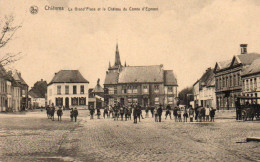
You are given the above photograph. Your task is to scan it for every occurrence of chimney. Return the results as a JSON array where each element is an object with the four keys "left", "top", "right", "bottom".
[{"left": 240, "top": 44, "right": 247, "bottom": 54}]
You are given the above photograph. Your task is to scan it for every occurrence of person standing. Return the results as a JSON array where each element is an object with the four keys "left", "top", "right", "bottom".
[
  {"left": 90, "top": 106, "right": 95, "bottom": 120},
  {"left": 128, "top": 105, "right": 132, "bottom": 120},
  {"left": 150, "top": 106, "right": 155, "bottom": 118},
  {"left": 189, "top": 107, "right": 194, "bottom": 122},
  {"left": 137, "top": 104, "right": 142, "bottom": 122},
  {"left": 124, "top": 106, "right": 129, "bottom": 121},
  {"left": 51, "top": 106, "right": 55, "bottom": 121},
  {"left": 173, "top": 107, "right": 178, "bottom": 122},
  {"left": 177, "top": 107, "right": 182, "bottom": 122},
  {"left": 183, "top": 107, "right": 188, "bottom": 122},
  {"left": 133, "top": 106, "right": 138, "bottom": 124},
  {"left": 57, "top": 107, "right": 63, "bottom": 121},
  {"left": 165, "top": 104, "right": 172, "bottom": 120},
  {"left": 103, "top": 106, "right": 108, "bottom": 119},
  {"left": 120, "top": 106, "right": 124, "bottom": 121},
  {"left": 73, "top": 108, "right": 78, "bottom": 122},
  {"left": 157, "top": 104, "right": 163, "bottom": 122},
  {"left": 108, "top": 105, "right": 113, "bottom": 118},
  {"left": 210, "top": 108, "right": 215, "bottom": 122},
  {"left": 154, "top": 106, "right": 158, "bottom": 122},
  {"left": 97, "top": 107, "right": 101, "bottom": 119},
  {"left": 70, "top": 108, "right": 74, "bottom": 121},
  {"left": 145, "top": 105, "right": 149, "bottom": 118},
  {"left": 205, "top": 105, "right": 210, "bottom": 122}
]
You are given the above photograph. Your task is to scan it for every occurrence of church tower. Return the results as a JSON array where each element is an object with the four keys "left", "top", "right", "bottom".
[{"left": 108, "top": 43, "right": 123, "bottom": 72}]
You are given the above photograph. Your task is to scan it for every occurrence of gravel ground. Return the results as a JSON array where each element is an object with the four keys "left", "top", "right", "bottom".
[{"left": 0, "top": 110, "right": 259, "bottom": 162}]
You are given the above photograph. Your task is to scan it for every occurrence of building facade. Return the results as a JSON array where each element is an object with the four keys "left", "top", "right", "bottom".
[
  {"left": 29, "top": 79, "right": 47, "bottom": 108},
  {"left": 88, "top": 79, "right": 104, "bottom": 109},
  {"left": 104, "top": 44, "right": 178, "bottom": 108},
  {"left": 214, "top": 44, "right": 260, "bottom": 110},
  {"left": 193, "top": 68, "right": 216, "bottom": 108},
  {"left": 241, "top": 58, "right": 260, "bottom": 103},
  {"left": 47, "top": 70, "right": 89, "bottom": 109}
]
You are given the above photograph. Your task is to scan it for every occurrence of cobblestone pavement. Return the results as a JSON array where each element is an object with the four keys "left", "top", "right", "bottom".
[{"left": 0, "top": 110, "right": 259, "bottom": 162}]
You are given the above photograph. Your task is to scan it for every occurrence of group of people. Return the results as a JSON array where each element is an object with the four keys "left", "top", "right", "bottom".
[
  {"left": 45, "top": 103, "right": 216, "bottom": 124},
  {"left": 46, "top": 104, "right": 78, "bottom": 122}
]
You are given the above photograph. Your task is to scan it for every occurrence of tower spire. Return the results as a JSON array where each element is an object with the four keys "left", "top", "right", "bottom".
[
  {"left": 114, "top": 43, "right": 121, "bottom": 66},
  {"left": 124, "top": 61, "right": 127, "bottom": 67}
]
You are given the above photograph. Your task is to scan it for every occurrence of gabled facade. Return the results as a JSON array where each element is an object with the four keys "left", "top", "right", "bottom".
[
  {"left": 104, "top": 44, "right": 178, "bottom": 108},
  {"left": 47, "top": 70, "right": 89, "bottom": 109},
  {"left": 214, "top": 44, "right": 260, "bottom": 110},
  {"left": 193, "top": 68, "right": 216, "bottom": 108}
]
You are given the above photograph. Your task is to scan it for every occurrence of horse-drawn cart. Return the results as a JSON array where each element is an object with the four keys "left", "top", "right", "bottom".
[{"left": 236, "top": 96, "right": 260, "bottom": 121}]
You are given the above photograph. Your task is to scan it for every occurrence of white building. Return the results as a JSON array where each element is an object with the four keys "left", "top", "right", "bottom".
[
  {"left": 47, "top": 70, "right": 89, "bottom": 109},
  {"left": 193, "top": 68, "right": 216, "bottom": 108}
]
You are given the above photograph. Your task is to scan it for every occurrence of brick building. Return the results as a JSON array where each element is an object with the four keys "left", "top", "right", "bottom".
[
  {"left": 214, "top": 44, "right": 260, "bottom": 110},
  {"left": 104, "top": 44, "right": 178, "bottom": 108}
]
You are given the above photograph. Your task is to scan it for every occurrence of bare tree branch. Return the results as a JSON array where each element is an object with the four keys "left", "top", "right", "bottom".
[{"left": 0, "top": 15, "right": 22, "bottom": 67}]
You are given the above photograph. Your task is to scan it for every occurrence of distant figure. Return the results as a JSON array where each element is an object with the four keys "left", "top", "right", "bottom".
[
  {"left": 90, "top": 106, "right": 95, "bottom": 120},
  {"left": 108, "top": 105, "right": 113, "bottom": 118},
  {"left": 120, "top": 106, "right": 124, "bottom": 121},
  {"left": 137, "top": 104, "right": 144, "bottom": 122},
  {"left": 173, "top": 107, "right": 178, "bottom": 122},
  {"left": 210, "top": 108, "right": 215, "bottom": 122},
  {"left": 150, "top": 106, "right": 155, "bottom": 118},
  {"left": 51, "top": 106, "right": 55, "bottom": 121},
  {"left": 183, "top": 107, "right": 188, "bottom": 122},
  {"left": 46, "top": 106, "right": 50, "bottom": 119},
  {"left": 73, "top": 107, "right": 78, "bottom": 122},
  {"left": 103, "top": 106, "right": 109, "bottom": 119},
  {"left": 189, "top": 107, "right": 194, "bottom": 122},
  {"left": 97, "top": 107, "right": 101, "bottom": 119},
  {"left": 177, "top": 107, "right": 182, "bottom": 122},
  {"left": 157, "top": 104, "right": 163, "bottom": 122},
  {"left": 128, "top": 105, "right": 132, "bottom": 120},
  {"left": 133, "top": 106, "right": 138, "bottom": 124},
  {"left": 145, "top": 105, "right": 149, "bottom": 118},
  {"left": 70, "top": 108, "right": 74, "bottom": 121},
  {"left": 124, "top": 107, "right": 129, "bottom": 121},
  {"left": 205, "top": 105, "right": 210, "bottom": 122},
  {"left": 165, "top": 104, "right": 172, "bottom": 120},
  {"left": 154, "top": 107, "right": 158, "bottom": 122},
  {"left": 57, "top": 107, "right": 63, "bottom": 121}
]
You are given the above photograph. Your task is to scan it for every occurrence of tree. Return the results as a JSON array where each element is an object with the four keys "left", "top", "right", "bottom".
[
  {"left": 0, "top": 15, "right": 22, "bottom": 67},
  {"left": 178, "top": 86, "right": 194, "bottom": 106}
]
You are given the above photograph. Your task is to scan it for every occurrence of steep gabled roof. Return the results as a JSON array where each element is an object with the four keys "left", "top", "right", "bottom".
[
  {"left": 164, "top": 70, "right": 178, "bottom": 86},
  {"left": 236, "top": 53, "right": 260, "bottom": 65},
  {"left": 49, "top": 70, "right": 89, "bottom": 85},
  {"left": 198, "top": 68, "right": 215, "bottom": 87},
  {"left": 13, "top": 71, "right": 28, "bottom": 86},
  {"left": 118, "top": 65, "right": 164, "bottom": 83}
]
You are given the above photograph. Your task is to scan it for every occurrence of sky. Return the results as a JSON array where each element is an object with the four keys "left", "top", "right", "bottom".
[{"left": 1, "top": 0, "right": 260, "bottom": 90}]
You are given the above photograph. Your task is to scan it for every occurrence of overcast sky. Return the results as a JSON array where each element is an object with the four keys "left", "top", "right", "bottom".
[{"left": 1, "top": 0, "right": 260, "bottom": 90}]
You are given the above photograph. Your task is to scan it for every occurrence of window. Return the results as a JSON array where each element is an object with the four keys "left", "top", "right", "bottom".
[
  {"left": 56, "top": 97, "right": 63, "bottom": 106},
  {"left": 168, "top": 97, "right": 173, "bottom": 104},
  {"left": 254, "top": 78, "right": 257, "bottom": 90},
  {"left": 216, "top": 79, "right": 218, "bottom": 89},
  {"left": 233, "top": 75, "right": 236, "bottom": 86},
  {"left": 133, "top": 98, "right": 138, "bottom": 103},
  {"left": 71, "top": 97, "right": 78, "bottom": 106},
  {"left": 80, "top": 85, "right": 84, "bottom": 94},
  {"left": 250, "top": 79, "right": 253, "bottom": 91},
  {"left": 246, "top": 80, "right": 249, "bottom": 91},
  {"left": 73, "top": 86, "right": 77, "bottom": 94},
  {"left": 127, "top": 86, "right": 132, "bottom": 94},
  {"left": 230, "top": 76, "right": 232, "bottom": 87},
  {"left": 154, "top": 97, "right": 159, "bottom": 105},
  {"left": 128, "top": 98, "right": 132, "bottom": 104},
  {"left": 65, "top": 86, "right": 69, "bottom": 94},
  {"left": 109, "top": 98, "right": 114, "bottom": 106},
  {"left": 154, "top": 85, "right": 159, "bottom": 93},
  {"left": 79, "top": 97, "right": 86, "bottom": 105},
  {"left": 168, "top": 86, "right": 173, "bottom": 93},
  {"left": 143, "top": 85, "right": 148, "bottom": 93},
  {"left": 57, "top": 85, "right": 61, "bottom": 95},
  {"left": 108, "top": 87, "right": 114, "bottom": 94},
  {"left": 133, "top": 86, "right": 138, "bottom": 93},
  {"left": 243, "top": 80, "right": 245, "bottom": 91}
]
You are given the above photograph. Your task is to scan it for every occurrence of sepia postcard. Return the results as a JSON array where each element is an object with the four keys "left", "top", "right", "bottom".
[{"left": 0, "top": 0, "right": 260, "bottom": 161}]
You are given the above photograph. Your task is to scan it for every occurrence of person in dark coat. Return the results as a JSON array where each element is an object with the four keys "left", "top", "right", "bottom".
[
  {"left": 210, "top": 108, "right": 215, "bottom": 122},
  {"left": 189, "top": 107, "right": 194, "bottom": 122},
  {"left": 73, "top": 108, "right": 78, "bottom": 122},
  {"left": 103, "top": 106, "right": 109, "bottom": 119},
  {"left": 90, "top": 106, "right": 95, "bottom": 119},
  {"left": 145, "top": 105, "right": 149, "bottom": 118},
  {"left": 133, "top": 106, "right": 138, "bottom": 124},
  {"left": 128, "top": 105, "right": 132, "bottom": 120},
  {"left": 150, "top": 106, "right": 155, "bottom": 117},
  {"left": 51, "top": 106, "right": 55, "bottom": 121},
  {"left": 165, "top": 104, "right": 172, "bottom": 120},
  {"left": 70, "top": 108, "right": 74, "bottom": 121},
  {"left": 157, "top": 104, "right": 163, "bottom": 122},
  {"left": 137, "top": 104, "right": 143, "bottom": 122},
  {"left": 97, "top": 107, "right": 101, "bottom": 119},
  {"left": 173, "top": 107, "right": 178, "bottom": 122},
  {"left": 124, "top": 106, "right": 129, "bottom": 121},
  {"left": 57, "top": 107, "right": 63, "bottom": 121},
  {"left": 120, "top": 106, "right": 124, "bottom": 121}
]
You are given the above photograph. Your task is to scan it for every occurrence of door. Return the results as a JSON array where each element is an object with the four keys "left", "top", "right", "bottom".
[
  {"left": 65, "top": 97, "right": 69, "bottom": 108},
  {"left": 120, "top": 98, "right": 124, "bottom": 105}
]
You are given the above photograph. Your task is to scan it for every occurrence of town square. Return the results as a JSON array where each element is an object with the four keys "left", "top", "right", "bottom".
[{"left": 1, "top": 0, "right": 260, "bottom": 161}]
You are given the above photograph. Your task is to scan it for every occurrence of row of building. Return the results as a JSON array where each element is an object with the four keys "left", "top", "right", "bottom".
[
  {"left": 0, "top": 65, "right": 28, "bottom": 112},
  {"left": 193, "top": 44, "right": 260, "bottom": 110}
]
